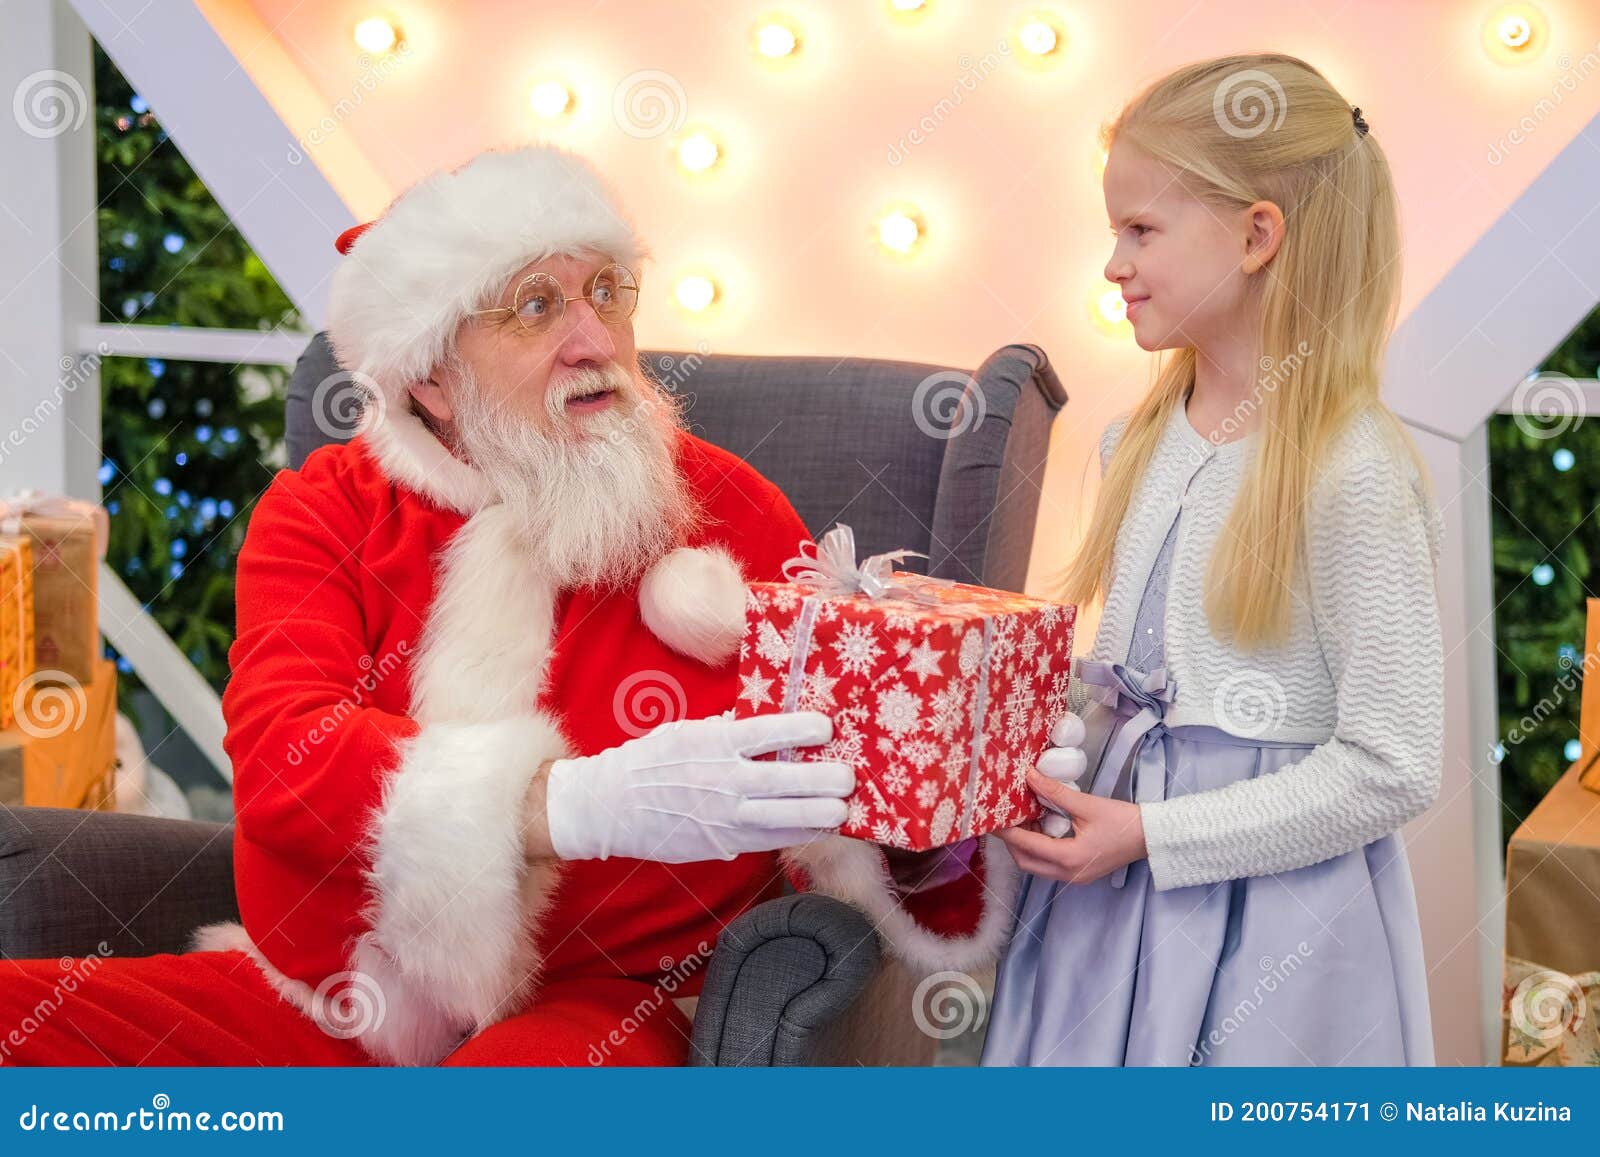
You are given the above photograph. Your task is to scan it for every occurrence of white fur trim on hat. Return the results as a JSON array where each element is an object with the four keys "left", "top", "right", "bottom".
[
  {"left": 328, "top": 145, "right": 646, "bottom": 513},
  {"left": 639, "top": 545, "right": 747, "bottom": 666}
]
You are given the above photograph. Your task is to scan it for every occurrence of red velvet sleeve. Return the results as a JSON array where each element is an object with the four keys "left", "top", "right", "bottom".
[{"left": 222, "top": 454, "right": 419, "bottom": 987}]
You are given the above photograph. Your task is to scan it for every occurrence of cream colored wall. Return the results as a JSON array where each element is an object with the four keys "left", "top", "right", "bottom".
[{"left": 210, "top": 0, "right": 1600, "bottom": 599}]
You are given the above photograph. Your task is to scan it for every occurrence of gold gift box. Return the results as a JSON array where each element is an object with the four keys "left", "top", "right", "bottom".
[
  {"left": 10, "top": 507, "right": 101, "bottom": 686},
  {"left": 0, "top": 657, "right": 116, "bottom": 809},
  {"left": 0, "top": 535, "right": 35, "bottom": 730}
]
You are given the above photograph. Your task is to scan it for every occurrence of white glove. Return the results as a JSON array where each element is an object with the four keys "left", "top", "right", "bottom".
[
  {"left": 544, "top": 711, "right": 854, "bottom": 863},
  {"left": 1036, "top": 711, "right": 1089, "bottom": 838}
]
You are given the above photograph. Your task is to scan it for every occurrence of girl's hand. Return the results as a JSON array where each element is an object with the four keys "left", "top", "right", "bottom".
[{"left": 998, "top": 767, "right": 1148, "bottom": 885}]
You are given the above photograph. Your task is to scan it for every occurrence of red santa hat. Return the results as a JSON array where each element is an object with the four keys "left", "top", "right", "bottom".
[{"left": 325, "top": 145, "right": 647, "bottom": 513}]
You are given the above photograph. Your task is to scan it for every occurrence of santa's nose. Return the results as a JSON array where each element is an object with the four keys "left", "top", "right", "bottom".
[{"left": 555, "top": 300, "right": 617, "bottom": 368}]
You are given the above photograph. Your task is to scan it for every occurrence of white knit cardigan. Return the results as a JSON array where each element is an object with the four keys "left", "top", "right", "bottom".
[{"left": 1068, "top": 398, "right": 1446, "bottom": 892}]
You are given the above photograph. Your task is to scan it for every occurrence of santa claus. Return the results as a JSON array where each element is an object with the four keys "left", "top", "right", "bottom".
[{"left": 0, "top": 144, "right": 1019, "bottom": 1067}]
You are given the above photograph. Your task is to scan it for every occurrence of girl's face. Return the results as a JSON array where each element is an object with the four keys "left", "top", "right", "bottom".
[{"left": 1101, "top": 140, "right": 1253, "bottom": 353}]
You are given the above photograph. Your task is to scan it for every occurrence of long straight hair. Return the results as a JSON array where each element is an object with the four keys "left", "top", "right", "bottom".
[{"left": 1061, "top": 53, "right": 1429, "bottom": 650}]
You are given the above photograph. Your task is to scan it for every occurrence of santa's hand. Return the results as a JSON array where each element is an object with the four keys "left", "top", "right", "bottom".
[
  {"left": 1035, "top": 711, "right": 1088, "bottom": 838},
  {"left": 544, "top": 712, "right": 854, "bottom": 863}
]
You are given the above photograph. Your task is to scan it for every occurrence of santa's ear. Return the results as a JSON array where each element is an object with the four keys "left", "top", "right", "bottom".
[{"left": 408, "top": 378, "right": 454, "bottom": 422}]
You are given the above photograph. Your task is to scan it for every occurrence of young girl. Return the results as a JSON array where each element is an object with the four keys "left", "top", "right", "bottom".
[{"left": 981, "top": 54, "right": 1444, "bottom": 1067}]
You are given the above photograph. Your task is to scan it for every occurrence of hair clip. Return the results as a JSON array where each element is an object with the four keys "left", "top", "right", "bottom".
[{"left": 1351, "top": 106, "right": 1370, "bottom": 138}]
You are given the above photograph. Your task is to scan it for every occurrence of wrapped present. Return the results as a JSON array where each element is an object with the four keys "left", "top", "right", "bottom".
[
  {"left": 0, "top": 492, "right": 108, "bottom": 686},
  {"left": 0, "top": 657, "right": 117, "bottom": 808},
  {"left": 734, "top": 525, "right": 1076, "bottom": 850},
  {"left": 0, "top": 535, "right": 34, "bottom": 729}
]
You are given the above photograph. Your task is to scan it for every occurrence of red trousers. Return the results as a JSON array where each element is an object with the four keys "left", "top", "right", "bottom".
[{"left": 0, "top": 950, "right": 692, "bottom": 1066}]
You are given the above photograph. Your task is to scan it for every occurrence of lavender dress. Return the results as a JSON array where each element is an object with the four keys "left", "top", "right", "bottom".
[{"left": 979, "top": 511, "right": 1434, "bottom": 1066}]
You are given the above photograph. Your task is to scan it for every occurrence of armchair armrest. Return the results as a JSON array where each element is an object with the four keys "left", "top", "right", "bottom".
[
  {"left": 689, "top": 892, "right": 879, "bottom": 1066},
  {"left": 0, "top": 808, "right": 237, "bottom": 960}
]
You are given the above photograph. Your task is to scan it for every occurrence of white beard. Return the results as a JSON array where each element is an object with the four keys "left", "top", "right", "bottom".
[{"left": 450, "top": 360, "right": 700, "bottom": 591}]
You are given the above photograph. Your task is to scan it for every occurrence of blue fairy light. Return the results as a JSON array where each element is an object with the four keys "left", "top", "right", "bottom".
[
  {"left": 1532, "top": 563, "right": 1555, "bottom": 586},
  {"left": 1489, "top": 743, "right": 1506, "bottom": 764},
  {"left": 108, "top": 257, "right": 126, "bottom": 272},
  {"left": 176, "top": 490, "right": 192, "bottom": 508},
  {"left": 97, "top": 460, "right": 115, "bottom": 485},
  {"left": 162, "top": 233, "right": 185, "bottom": 254},
  {"left": 199, "top": 498, "right": 218, "bottom": 520},
  {"left": 147, "top": 398, "right": 166, "bottom": 419},
  {"left": 1559, "top": 644, "right": 1579, "bottom": 665},
  {"left": 196, "top": 425, "right": 212, "bottom": 442},
  {"left": 220, "top": 426, "right": 240, "bottom": 444},
  {"left": 170, "top": 538, "right": 187, "bottom": 559},
  {"left": 195, "top": 397, "right": 213, "bottom": 417},
  {"left": 153, "top": 477, "right": 172, "bottom": 496},
  {"left": 120, "top": 231, "right": 137, "bottom": 248},
  {"left": 106, "top": 501, "right": 120, "bottom": 515},
  {"left": 121, "top": 298, "right": 138, "bottom": 318},
  {"left": 164, "top": 504, "right": 178, "bottom": 519},
  {"left": 130, "top": 94, "right": 147, "bottom": 114},
  {"left": 169, "top": 561, "right": 183, "bottom": 579},
  {"left": 1553, "top": 448, "right": 1575, "bottom": 471},
  {"left": 1564, "top": 738, "right": 1583, "bottom": 762},
  {"left": 218, "top": 499, "right": 235, "bottom": 518},
  {"left": 116, "top": 656, "right": 134, "bottom": 674},
  {"left": 146, "top": 359, "right": 165, "bottom": 378},
  {"left": 175, "top": 452, "right": 187, "bottom": 466}
]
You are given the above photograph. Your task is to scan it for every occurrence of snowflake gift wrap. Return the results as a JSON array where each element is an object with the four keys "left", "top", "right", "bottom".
[{"left": 733, "top": 528, "right": 1077, "bottom": 850}]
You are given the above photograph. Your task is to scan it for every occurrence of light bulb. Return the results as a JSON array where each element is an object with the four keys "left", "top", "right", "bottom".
[
  {"left": 755, "top": 20, "right": 800, "bottom": 58},
  {"left": 677, "top": 132, "right": 721, "bottom": 173},
  {"left": 353, "top": 17, "right": 399, "bottom": 55},
  {"left": 1498, "top": 15, "right": 1532, "bottom": 48},
  {"left": 675, "top": 276, "right": 719, "bottom": 312},
  {"left": 877, "top": 210, "right": 923, "bottom": 255},
  {"left": 1482, "top": 4, "right": 1546, "bottom": 62},
  {"left": 1018, "top": 20, "right": 1059, "bottom": 56},
  {"left": 1098, "top": 290, "right": 1127, "bottom": 325},
  {"left": 529, "top": 81, "right": 574, "bottom": 119}
]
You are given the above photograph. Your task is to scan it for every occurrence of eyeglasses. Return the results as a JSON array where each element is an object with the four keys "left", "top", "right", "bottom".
[{"left": 468, "top": 263, "right": 640, "bottom": 336}]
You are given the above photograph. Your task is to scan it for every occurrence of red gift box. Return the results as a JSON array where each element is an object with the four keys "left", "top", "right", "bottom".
[{"left": 734, "top": 527, "right": 1076, "bottom": 850}]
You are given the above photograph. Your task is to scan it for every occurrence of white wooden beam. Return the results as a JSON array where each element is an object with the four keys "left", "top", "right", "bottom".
[
  {"left": 1405, "top": 422, "right": 1498, "bottom": 1066},
  {"left": 98, "top": 564, "right": 229, "bottom": 780},
  {"left": 79, "top": 322, "right": 307, "bottom": 367},
  {"left": 1387, "top": 108, "right": 1600, "bottom": 443},
  {"left": 68, "top": 0, "right": 354, "bottom": 328},
  {"left": 0, "top": 0, "right": 101, "bottom": 501}
]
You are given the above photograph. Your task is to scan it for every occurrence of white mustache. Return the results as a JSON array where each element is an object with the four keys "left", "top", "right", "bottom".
[{"left": 546, "top": 363, "right": 634, "bottom": 416}]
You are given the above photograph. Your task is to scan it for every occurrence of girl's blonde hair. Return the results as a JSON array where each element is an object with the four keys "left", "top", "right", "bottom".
[{"left": 1061, "top": 53, "right": 1428, "bottom": 650}]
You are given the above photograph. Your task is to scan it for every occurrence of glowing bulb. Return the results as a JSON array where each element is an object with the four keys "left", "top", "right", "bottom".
[
  {"left": 353, "top": 17, "right": 399, "bottom": 55},
  {"left": 891, "top": 0, "right": 926, "bottom": 10},
  {"left": 529, "top": 81, "right": 574, "bottom": 119},
  {"left": 1018, "top": 20, "right": 1059, "bottom": 56},
  {"left": 1482, "top": 4, "right": 1546, "bottom": 62},
  {"left": 677, "top": 132, "right": 721, "bottom": 173},
  {"left": 755, "top": 20, "right": 799, "bottom": 58},
  {"left": 1097, "top": 290, "right": 1127, "bottom": 325},
  {"left": 877, "top": 209, "right": 923, "bottom": 255},
  {"left": 1498, "top": 15, "right": 1532, "bottom": 48},
  {"left": 675, "top": 276, "right": 719, "bottom": 312}
]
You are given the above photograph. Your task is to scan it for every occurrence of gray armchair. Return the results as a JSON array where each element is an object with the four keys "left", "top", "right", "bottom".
[{"left": 0, "top": 336, "right": 1065, "bottom": 1064}]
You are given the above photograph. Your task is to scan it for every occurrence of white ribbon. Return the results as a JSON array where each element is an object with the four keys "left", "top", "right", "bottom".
[{"left": 780, "top": 524, "right": 935, "bottom": 602}]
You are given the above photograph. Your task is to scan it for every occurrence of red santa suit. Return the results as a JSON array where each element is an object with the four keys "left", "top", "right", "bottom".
[{"left": 0, "top": 144, "right": 1015, "bottom": 1068}]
